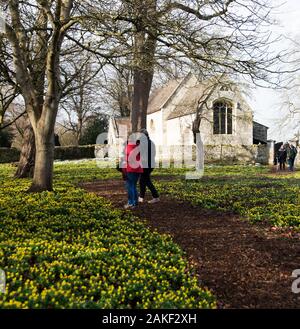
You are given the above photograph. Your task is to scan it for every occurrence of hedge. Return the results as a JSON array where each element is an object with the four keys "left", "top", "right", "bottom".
[
  {"left": 0, "top": 148, "right": 20, "bottom": 164},
  {"left": 0, "top": 145, "right": 103, "bottom": 164},
  {"left": 54, "top": 145, "right": 96, "bottom": 161}
]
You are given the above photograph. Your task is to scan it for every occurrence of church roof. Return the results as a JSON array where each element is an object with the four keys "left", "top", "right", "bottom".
[
  {"left": 167, "top": 83, "right": 208, "bottom": 120},
  {"left": 147, "top": 79, "right": 181, "bottom": 114}
]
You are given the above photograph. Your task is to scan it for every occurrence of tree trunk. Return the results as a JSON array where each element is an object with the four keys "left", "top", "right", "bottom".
[
  {"left": 130, "top": 0, "right": 157, "bottom": 133},
  {"left": 28, "top": 131, "right": 54, "bottom": 192},
  {"left": 15, "top": 123, "right": 35, "bottom": 178},
  {"left": 131, "top": 69, "right": 153, "bottom": 132}
]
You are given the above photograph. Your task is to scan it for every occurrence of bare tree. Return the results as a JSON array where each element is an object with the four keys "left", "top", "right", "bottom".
[
  {"left": 1, "top": 1, "right": 83, "bottom": 191},
  {"left": 91, "top": 0, "right": 292, "bottom": 134},
  {"left": 58, "top": 50, "right": 107, "bottom": 144},
  {"left": 100, "top": 67, "right": 133, "bottom": 118},
  {"left": 273, "top": 37, "right": 300, "bottom": 141},
  {"left": 277, "top": 79, "right": 300, "bottom": 141},
  {"left": 0, "top": 35, "right": 20, "bottom": 127}
]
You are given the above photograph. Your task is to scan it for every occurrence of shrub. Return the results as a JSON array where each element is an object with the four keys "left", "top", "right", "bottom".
[
  {"left": 79, "top": 116, "right": 108, "bottom": 146},
  {"left": 0, "top": 128, "right": 14, "bottom": 148},
  {"left": 0, "top": 148, "right": 20, "bottom": 164},
  {"left": 54, "top": 145, "right": 96, "bottom": 161}
]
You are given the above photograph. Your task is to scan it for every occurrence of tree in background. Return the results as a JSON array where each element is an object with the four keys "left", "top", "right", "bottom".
[
  {"left": 79, "top": 115, "right": 108, "bottom": 146},
  {"left": 278, "top": 80, "right": 300, "bottom": 141},
  {"left": 1, "top": 0, "right": 111, "bottom": 190},
  {"left": 101, "top": 67, "right": 133, "bottom": 118},
  {"left": 0, "top": 35, "right": 19, "bottom": 126},
  {"left": 58, "top": 51, "right": 107, "bottom": 145},
  {"left": 1, "top": 1, "right": 73, "bottom": 190},
  {"left": 91, "top": 0, "right": 291, "bottom": 133}
]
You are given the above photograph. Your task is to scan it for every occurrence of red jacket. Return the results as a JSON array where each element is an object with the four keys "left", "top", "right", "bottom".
[{"left": 124, "top": 143, "right": 143, "bottom": 173}]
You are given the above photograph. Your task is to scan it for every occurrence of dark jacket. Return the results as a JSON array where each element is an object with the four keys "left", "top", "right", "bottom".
[
  {"left": 277, "top": 149, "right": 287, "bottom": 162},
  {"left": 140, "top": 137, "right": 156, "bottom": 170},
  {"left": 287, "top": 146, "right": 298, "bottom": 160}
]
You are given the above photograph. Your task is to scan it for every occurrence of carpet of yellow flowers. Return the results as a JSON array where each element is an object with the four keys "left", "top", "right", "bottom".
[
  {"left": 157, "top": 165, "right": 300, "bottom": 228},
  {"left": 0, "top": 162, "right": 215, "bottom": 309}
]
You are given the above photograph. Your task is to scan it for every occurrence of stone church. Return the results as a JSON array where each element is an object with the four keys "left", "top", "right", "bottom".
[{"left": 108, "top": 73, "right": 268, "bottom": 150}]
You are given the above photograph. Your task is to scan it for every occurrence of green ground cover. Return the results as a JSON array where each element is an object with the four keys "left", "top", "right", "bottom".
[
  {"left": 157, "top": 165, "right": 300, "bottom": 228},
  {"left": 0, "top": 163, "right": 215, "bottom": 309},
  {"left": 1, "top": 160, "right": 298, "bottom": 309}
]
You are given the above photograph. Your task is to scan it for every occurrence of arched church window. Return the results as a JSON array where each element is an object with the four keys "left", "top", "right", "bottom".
[{"left": 213, "top": 101, "right": 233, "bottom": 135}]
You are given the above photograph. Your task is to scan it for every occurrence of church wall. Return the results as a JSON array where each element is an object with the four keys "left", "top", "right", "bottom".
[
  {"left": 166, "top": 115, "right": 195, "bottom": 145},
  {"left": 147, "top": 111, "right": 163, "bottom": 145},
  {"left": 165, "top": 107, "right": 253, "bottom": 147},
  {"left": 158, "top": 81, "right": 254, "bottom": 147}
]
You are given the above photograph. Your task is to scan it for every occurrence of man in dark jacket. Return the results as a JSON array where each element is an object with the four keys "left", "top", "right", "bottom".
[
  {"left": 287, "top": 143, "right": 298, "bottom": 172},
  {"left": 277, "top": 144, "right": 287, "bottom": 171},
  {"left": 139, "top": 129, "right": 160, "bottom": 204}
]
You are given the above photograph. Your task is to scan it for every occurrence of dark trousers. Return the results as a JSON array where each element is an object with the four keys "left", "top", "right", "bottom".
[
  {"left": 140, "top": 169, "right": 159, "bottom": 199},
  {"left": 279, "top": 161, "right": 286, "bottom": 170}
]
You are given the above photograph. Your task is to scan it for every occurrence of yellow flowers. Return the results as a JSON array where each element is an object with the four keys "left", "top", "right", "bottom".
[
  {"left": 0, "top": 163, "right": 216, "bottom": 309},
  {"left": 158, "top": 165, "right": 300, "bottom": 229}
]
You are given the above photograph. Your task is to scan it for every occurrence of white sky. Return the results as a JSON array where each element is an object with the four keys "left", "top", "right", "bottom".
[{"left": 250, "top": 0, "right": 300, "bottom": 141}]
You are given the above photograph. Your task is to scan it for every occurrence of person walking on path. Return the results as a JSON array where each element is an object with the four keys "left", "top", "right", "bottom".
[
  {"left": 119, "top": 135, "right": 143, "bottom": 209},
  {"left": 287, "top": 143, "right": 298, "bottom": 172},
  {"left": 277, "top": 144, "right": 287, "bottom": 171},
  {"left": 139, "top": 129, "right": 160, "bottom": 204}
]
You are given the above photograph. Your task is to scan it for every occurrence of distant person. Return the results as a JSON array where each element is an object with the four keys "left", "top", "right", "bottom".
[
  {"left": 139, "top": 129, "right": 160, "bottom": 204},
  {"left": 287, "top": 143, "right": 298, "bottom": 172},
  {"left": 119, "top": 135, "right": 143, "bottom": 209},
  {"left": 277, "top": 144, "right": 287, "bottom": 171},
  {"left": 54, "top": 133, "right": 61, "bottom": 147}
]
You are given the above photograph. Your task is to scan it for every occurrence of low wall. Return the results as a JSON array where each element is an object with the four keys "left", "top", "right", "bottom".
[
  {"left": 202, "top": 144, "right": 268, "bottom": 164},
  {"left": 0, "top": 145, "right": 100, "bottom": 164},
  {"left": 103, "top": 144, "right": 271, "bottom": 165}
]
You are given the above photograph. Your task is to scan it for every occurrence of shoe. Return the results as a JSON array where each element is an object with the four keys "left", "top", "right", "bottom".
[
  {"left": 138, "top": 197, "right": 144, "bottom": 203},
  {"left": 124, "top": 204, "right": 136, "bottom": 210},
  {"left": 148, "top": 198, "right": 160, "bottom": 204}
]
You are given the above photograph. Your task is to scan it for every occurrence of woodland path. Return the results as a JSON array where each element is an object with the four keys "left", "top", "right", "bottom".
[{"left": 81, "top": 178, "right": 300, "bottom": 309}]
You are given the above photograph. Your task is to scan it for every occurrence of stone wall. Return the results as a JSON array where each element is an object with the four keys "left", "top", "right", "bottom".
[
  {"left": 202, "top": 144, "right": 269, "bottom": 164},
  {"left": 104, "top": 143, "right": 271, "bottom": 166}
]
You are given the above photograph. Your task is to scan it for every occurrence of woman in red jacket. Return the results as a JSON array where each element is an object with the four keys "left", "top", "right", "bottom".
[{"left": 121, "top": 138, "right": 143, "bottom": 209}]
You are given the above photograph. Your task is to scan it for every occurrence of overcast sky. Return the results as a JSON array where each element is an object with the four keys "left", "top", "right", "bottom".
[{"left": 250, "top": 0, "right": 300, "bottom": 141}]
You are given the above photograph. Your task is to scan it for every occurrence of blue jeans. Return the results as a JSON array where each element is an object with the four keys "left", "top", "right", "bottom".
[{"left": 126, "top": 173, "right": 140, "bottom": 206}]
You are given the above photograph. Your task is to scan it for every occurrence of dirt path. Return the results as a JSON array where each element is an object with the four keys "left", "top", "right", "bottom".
[{"left": 81, "top": 179, "right": 300, "bottom": 309}]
